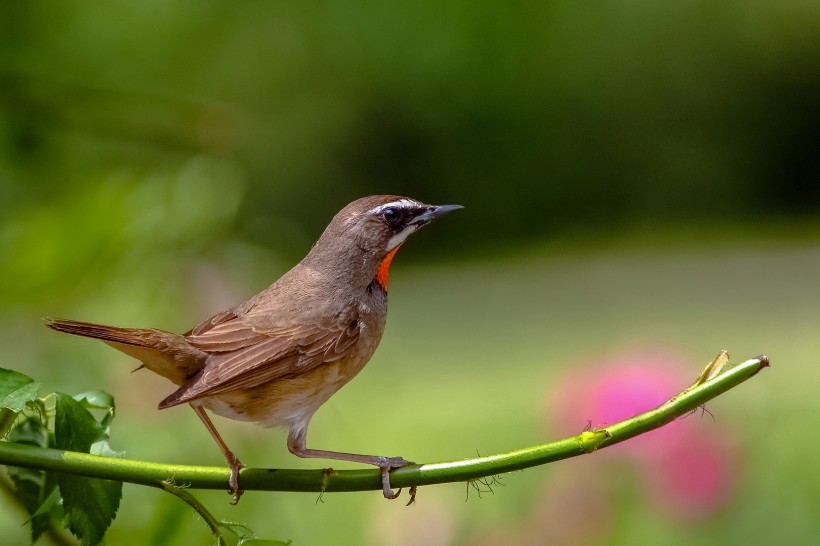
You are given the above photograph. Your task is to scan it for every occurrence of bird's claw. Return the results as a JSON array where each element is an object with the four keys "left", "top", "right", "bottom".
[
  {"left": 381, "top": 469, "right": 401, "bottom": 500},
  {"left": 406, "top": 485, "right": 418, "bottom": 506},
  {"left": 227, "top": 457, "right": 246, "bottom": 505},
  {"left": 378, "top": 456, "right": 415, "bottom": 501}
]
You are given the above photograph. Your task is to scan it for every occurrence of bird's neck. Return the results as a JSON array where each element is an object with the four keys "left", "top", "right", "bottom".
[
  {"left": 301, "top": 234, "right": 386, "bottom": 294},
  {"left": 373, "top": 245, "right": 400, "bottom": 291}
]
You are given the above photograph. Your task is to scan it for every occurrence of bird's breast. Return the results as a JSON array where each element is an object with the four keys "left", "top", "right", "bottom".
[
  {"left": 203, "top": 293, "right": 388, "bottom": 432},
  {"left": 204, "top": 349, "right": 378, "bottom": 431}
]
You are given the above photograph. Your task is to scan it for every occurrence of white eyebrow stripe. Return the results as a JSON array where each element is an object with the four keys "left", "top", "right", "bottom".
[{"left": 366, "top": 199, "right": 418, "bottom": 215}]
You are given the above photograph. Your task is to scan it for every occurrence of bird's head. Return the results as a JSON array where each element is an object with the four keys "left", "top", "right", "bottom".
[{"left": 303, "top": 195, "right": 462, "bottom": 291}]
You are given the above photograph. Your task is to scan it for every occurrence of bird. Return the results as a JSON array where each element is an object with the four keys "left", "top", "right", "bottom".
[{"left": 46, "top": 195, "right": 461, "bottom": 504}]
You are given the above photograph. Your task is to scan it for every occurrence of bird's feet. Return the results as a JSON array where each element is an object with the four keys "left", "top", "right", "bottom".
[
  {"left": 227, "top": 455, "right": 246, "bottom": 505},
  {"left": 375, "top": 456, "right": 414, "bottom": 501}
]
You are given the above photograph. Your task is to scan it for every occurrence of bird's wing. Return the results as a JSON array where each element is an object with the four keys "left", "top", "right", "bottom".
[
  {"left": 186, "top": 314, "right": 270, "bottom": 352},
  {"left": 158, "top": 313, "right": 360, "bottom": 408},
  {"left": 185, "top": 308, "right": 241, "bottom": 338}
]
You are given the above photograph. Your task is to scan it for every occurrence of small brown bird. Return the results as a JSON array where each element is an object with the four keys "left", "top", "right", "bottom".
[{"left": 47, "top": 195, "right": 461, "bottom": 503}]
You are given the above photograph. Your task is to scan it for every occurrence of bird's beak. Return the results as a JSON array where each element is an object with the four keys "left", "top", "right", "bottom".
[{"left": 411, "top": 204, "right": 464, "bottom": 225}]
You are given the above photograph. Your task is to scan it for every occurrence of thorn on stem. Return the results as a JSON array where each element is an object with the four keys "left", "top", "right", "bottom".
[{"left": 698, "top": 404, "right": 716, "bottom": 422}]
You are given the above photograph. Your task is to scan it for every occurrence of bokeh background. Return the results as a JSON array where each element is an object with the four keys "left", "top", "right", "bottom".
[{"left": 2, "top": 1, "right": 820, "bottom": 544}]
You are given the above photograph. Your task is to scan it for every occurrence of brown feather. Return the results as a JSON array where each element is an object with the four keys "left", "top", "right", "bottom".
[
  {"left": 45, "top": 318, "right": 207, "bottom": 385},
  {"left": 158, "top": 314, "right": 361, "bottom": 408},
  {"left": 185, "top": 309, "right": 240, "bottom": 336},
  {"left": 186, "top": 320, "right": 270, "bottom": 353}
]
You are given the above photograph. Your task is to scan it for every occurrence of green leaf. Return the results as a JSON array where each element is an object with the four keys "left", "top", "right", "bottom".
[
  {"left": 55, "top": 393, "right": 122, "bottom": 546},
  {"left": 7, "top": 413, "right": 48, "bottom": 446},
  {"left": 91, "top": 436, "right": 125, "bottom": 459},
  {"left": 9, "top": 464, "right": 46, "bottom": 514},
  {"left": 0, "top": 408, "right": 16, "bottom": 438},
  {"left": 29, "top": 482, "right": 62, "bottom": 543},
  {"left": 75, "top": 389, "right": 116, "bottom": 431},
  {"left": 0, "top": 367, "right": 41, "bottom": 412},
  {"left": 0, "top": 368, "right": 41, "bottom": 437},
  {"left": 74, "top": 390, "right": 115, "bottom": 411},
  {"left": 7, "top": 416, "right": 60, "bottom": 543},
  {"left": 55, "top": 393, "right": 104, "bottom": 451}
]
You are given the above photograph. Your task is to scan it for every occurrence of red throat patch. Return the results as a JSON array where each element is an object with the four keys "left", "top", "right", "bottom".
[{"left": 375, "top": 245, "right": 401, "bottom": 290}]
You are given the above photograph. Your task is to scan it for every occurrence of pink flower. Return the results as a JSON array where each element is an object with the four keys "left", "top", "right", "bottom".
[{"left": 546, "top": 348, "right": 737, "bottom": 521}]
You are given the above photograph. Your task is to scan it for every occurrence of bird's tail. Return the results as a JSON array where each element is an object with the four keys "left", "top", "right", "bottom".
[
  {"left": 45, "top": 318, "right": 205, "bottom": 386},
  {"left": 46, "top": 318, "right": 154, "bottom": 346}
]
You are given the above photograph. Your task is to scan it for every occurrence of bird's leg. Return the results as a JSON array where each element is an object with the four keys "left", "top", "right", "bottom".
[
  {"left": 287, "top": 428, "right": 413, "bottom": 500},
  {"left": 191, "top": 404, "right": 245, "bottom": 504}
]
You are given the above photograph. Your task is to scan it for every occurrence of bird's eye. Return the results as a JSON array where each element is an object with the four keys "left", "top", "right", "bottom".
[{"left": 382, "top": 207, "right": 402, "bottom": 227}]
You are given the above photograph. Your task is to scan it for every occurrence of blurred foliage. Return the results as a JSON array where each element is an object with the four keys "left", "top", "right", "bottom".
[
  {"left": 1, "top": 1, "right": 819, "bottom": 545},
  {"left": 2, "top": 0, "right": 819, "bottom": 255}
]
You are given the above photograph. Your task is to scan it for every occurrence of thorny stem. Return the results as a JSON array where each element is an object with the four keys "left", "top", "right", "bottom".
[
  {"left": 158, "top": 481, "right": 227, "bottom": 546},
  {"left": 0, "top": 354, "right": 768, "bottom": 496}
]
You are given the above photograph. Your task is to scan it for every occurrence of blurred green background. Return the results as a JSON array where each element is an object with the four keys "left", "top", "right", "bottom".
[{"left": 2, "top": 1, "right": 819, "bottom": 544}]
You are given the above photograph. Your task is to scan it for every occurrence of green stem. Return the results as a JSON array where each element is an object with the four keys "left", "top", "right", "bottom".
[
  {"left": 158, "top": 481, "right": 226, "bottom": 546},
  {"left": 0, "top": 354, "right": 768, "bottom": 495}
]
